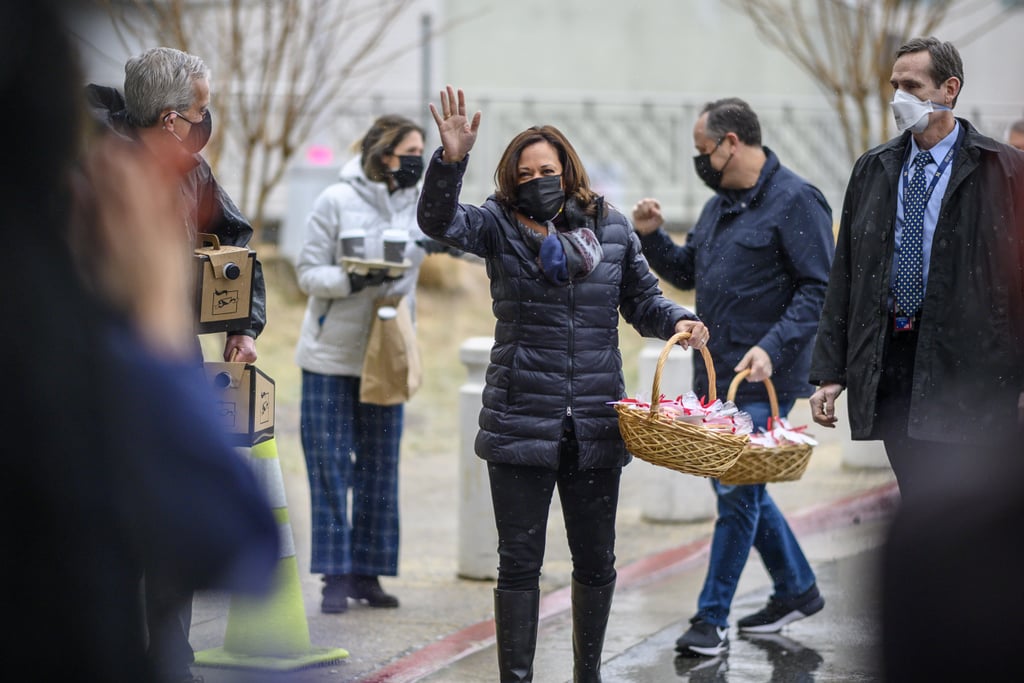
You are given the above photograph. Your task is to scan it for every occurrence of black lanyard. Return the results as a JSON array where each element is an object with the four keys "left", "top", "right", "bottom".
[{"left": 901, "top": 124, "right": 963, "bottom": 208}]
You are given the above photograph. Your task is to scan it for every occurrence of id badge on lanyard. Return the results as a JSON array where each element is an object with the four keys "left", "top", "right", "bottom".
[{"left": 893, "top": 309, "right": 914, "bottom": 333}]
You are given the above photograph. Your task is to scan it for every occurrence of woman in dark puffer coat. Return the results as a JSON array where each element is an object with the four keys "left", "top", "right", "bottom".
[{"left": 418, "top": 86, "right": 709, "bottom": 683}]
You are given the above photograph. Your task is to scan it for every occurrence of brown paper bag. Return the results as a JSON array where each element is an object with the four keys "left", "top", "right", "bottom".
[{"left": 360, "top": 295, "right": 422, "bottom": 406}]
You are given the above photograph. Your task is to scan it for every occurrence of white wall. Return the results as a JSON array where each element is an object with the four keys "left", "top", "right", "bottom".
[
  {"left": 440, "top": 0, "right": 826, "bottom": 105},
  {"left": 440, "top": 0, "right": 1024, "bottom": 112}
]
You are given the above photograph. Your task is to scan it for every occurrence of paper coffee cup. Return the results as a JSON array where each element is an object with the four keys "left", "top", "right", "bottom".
[
  {"left": 382, "top": 228, "right": 408, "bottom": 263},
  {"left": 340, "top": 229, "right": 367, "bottom": 259}
]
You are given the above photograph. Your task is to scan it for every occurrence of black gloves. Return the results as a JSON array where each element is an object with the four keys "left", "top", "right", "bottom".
[{"left": 349, "top": 269, "right": 401, "bottom": 293}]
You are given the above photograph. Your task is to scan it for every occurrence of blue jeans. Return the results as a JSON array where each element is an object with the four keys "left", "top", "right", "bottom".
[{"left": 695, "top": 399, "right": 816, "bottom": 627}]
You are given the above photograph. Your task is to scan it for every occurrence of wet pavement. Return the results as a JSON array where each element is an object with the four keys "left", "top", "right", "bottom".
[
  {"left": 189, "top": 396, "right": 899, "bottom": 682},
  {"left": 410, "top": 509, "right": 889, "bottom": 682}
]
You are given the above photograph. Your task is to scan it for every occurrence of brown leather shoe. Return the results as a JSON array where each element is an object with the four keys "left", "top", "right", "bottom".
[
  {"left": 349, "top": 575, "right": 399, "bottom": 608},
  {"left": 321, "top": 574, "right": 349, "bottom": 613}
]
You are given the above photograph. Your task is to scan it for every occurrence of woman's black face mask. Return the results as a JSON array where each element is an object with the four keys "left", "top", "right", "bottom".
[
  {"left": 515, "top": 175, "right": 564, "bottom": 222},
  {"left": 390, "top": 155, "right": 424, "bottom": 189}
]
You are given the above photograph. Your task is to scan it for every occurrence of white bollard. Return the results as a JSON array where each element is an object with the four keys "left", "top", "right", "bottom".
[
  {"left": 628, "top": 338, "right": 717, "bottom": 523},
  {"left": 456, "top": 337, "right": 498, "bottom": 580}
]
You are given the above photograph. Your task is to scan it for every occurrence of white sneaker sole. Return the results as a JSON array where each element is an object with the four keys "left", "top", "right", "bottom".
[
  {"left": 739, "top": 596, "right": 825, "bottom": 633},
  {"left": 738, "top": 608, "right": 805, "bottom": 633},
  {"left": 686, "top": 641, "right": 729, "bottom": 656}
]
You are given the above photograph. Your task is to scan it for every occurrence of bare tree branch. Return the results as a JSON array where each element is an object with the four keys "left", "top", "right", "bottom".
[
  {"left": 97, "top": 0, "right": 423, "bottom": 240},
  {"left": 722, "top": 0, "right": 1015, "bottom": 161}
]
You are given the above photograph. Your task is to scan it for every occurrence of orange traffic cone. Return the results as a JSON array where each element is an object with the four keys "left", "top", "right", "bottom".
[{"left": 193, "top": 436, "right": 348, "bottom": 671}]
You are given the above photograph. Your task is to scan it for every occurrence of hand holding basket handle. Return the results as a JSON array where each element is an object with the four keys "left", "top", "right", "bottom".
[
  {"left": 726, "top": 368, "right": 778, "bottom": 416},
  {"left": 717, "top": 369, "right": 814, "bottom": 486},
  {"left": 648, "top": 331, "right": 716, "bottom": 418},
  {"left": 615, "top": 332, "right": 747, "bottom": 478},
  {"left": 672, "top": 321, "right": 709, "bottom": 352}
]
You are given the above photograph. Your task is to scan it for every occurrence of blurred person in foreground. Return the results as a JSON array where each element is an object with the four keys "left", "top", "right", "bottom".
[
  {"left": 294, "top": 114, "right": 432, "bottom": 613},
  {"left": 1008, "top": 118, "right": 1024, "bottom": 151},
  {"left": 632, "top": 98, "right": 834, "bottom": 658},
  {"left": 0, "top": 2, "right": 278, "bottom": 682},
  {"left": 418, "top": 85, "right": 708, "bottom": 683},
  {"left": 83, "top": 46, "right": 269, "bottom": 682},
  {"left": 807, "top": 37, "right": 1024, "bottom": 504},
  {"left": 881, "top": 413, "right": 1024, "bottom": 679}
]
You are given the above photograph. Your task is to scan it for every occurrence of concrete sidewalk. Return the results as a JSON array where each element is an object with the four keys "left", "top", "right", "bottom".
[
  {"left": 189, "top": 393, "right": 897, "bottom": 683},
  {"left": 410, "top": 485, "right": 896, "bottom": 682}
]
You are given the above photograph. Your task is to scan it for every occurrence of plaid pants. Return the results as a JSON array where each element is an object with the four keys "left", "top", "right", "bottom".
[{"left": 300, "top": 371, "right": 402, "bottom": 576}]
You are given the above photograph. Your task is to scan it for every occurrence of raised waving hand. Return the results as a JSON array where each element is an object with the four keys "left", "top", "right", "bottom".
[{"left": 428, "top": 85, "right": 481, "bottom": 163}]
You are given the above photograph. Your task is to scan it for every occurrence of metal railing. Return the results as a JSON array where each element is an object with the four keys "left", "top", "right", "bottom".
[{"left": 272, "top": 93, "right": 1023, "bottom": 240}]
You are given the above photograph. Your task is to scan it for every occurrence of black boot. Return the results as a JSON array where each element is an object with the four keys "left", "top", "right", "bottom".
[
  {"left": 320, "top": 574, "right": 349, "bottom": 614},
  {"left": 572, "top": 576, "right": 616, "bottom": 683},
  {"left": 349, "top": 574, "right": 399, "bottom": 608},
  {"left": 493, "top": 588, "right": 540, "bottom": 682}
]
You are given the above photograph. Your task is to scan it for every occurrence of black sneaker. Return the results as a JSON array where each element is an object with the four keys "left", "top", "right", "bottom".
[
  {"left": 737, "top": 584, "right": 824, "bottom": 633},
  {"left": 675, "top": 618, "right": 729, "bottom": 656}
]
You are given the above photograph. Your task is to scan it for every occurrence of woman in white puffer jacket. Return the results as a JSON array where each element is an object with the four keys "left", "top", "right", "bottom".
[{"left": 294, "top": 114, "right": 427, "bottom": 613}]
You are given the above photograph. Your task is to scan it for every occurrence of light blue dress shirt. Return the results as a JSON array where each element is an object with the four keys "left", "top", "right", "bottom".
[{"left": 889, "top": 122, "right": 960, "bottom": 307}]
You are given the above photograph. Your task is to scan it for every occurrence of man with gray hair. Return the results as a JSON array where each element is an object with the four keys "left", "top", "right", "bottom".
[
  {"left": 85, "top": 47, "right": 267, "bottom": 683},
  {"left": 87, "top": 47, "right": 266, "bottom": 363}
]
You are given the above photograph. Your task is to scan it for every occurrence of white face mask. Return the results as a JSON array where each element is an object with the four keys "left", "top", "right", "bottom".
[{"left": 891, "top": 89, "right": 951, "bottom": 134}]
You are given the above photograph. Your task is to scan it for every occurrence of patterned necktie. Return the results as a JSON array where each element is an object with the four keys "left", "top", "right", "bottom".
[{"left": 894, "top": 150, "right": 934, "bottom": 317}]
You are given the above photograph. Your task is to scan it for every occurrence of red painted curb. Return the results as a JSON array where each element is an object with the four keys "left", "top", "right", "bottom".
[{"left": 358, "top": 480, "right": 900, "bottom": 682}]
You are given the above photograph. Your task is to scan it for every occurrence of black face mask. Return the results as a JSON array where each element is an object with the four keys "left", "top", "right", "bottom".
[
  {"left": 515, "top": 175, "right": 564, "bottom": 222},
  {"left": 693, "top": 137, "right": 724, "bottom": 191},
  {"left": 167, "top": 110, "right": 212, "bottom": 154},
  {"left": 693, "top": 153, "right": 723, "bottom": 191},
  {"left": 391, "top": 154, "right": 424, "bottom": 189}
]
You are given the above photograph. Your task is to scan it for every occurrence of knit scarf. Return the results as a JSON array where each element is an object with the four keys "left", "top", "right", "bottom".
[{"left": 516, "top": 208, "right": 603, "bottom": 285}]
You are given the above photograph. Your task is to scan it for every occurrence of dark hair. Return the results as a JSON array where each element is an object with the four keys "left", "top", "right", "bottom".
[
  {"left": 493, "top": 125, "right": 599, "bottom": 214},
  {"left": 701, "top": 98, "right": 762, "bottom": 146},
  {"left": 896, "top": 37, "right": 964, "bottom": 107},
  {"left": 1011, "top": 119, "right": 1024, "bottom": 135},
  {"left": 356, "top": 114, "right": 424, "bottom": 183}
]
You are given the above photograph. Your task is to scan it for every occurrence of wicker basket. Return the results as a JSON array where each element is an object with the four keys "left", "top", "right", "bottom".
[
  {"left": 615, "top": 332, "right": 748, "bottom": 477},
  {"left": 717, "top": 369, "right": 814, "bottom": 485}
]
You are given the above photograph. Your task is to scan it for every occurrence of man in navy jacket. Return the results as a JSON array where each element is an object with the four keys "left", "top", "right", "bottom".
[{"left": 632, "top": 97, "right": 835, "bottom": 658}]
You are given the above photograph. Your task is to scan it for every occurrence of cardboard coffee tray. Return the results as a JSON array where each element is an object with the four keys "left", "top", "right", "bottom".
[{"left": 341, "top": 257, "right": 411, "bottom": 277}]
